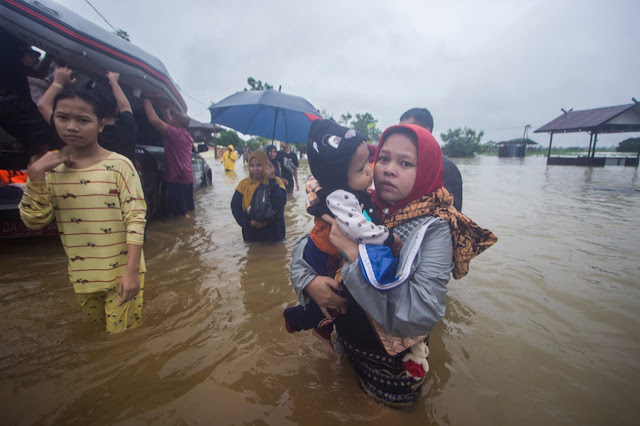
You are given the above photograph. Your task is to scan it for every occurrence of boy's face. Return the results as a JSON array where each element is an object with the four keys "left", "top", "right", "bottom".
[
  {"left": 347, "top": 143, "right": 373, "bottom": 192},
  {"left": 53, "top": 97, "right": 105, "bottom": 149}
]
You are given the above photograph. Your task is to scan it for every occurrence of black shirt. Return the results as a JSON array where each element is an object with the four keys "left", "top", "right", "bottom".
[
  {"left": 99, "top": 111, "right": 137, "bottom": 163},
  {"left": 276, "top": 150, "right": 298, "bottom": 190},
  {"left": 0, "top": 27, "right": 30, "bottom": 97}
]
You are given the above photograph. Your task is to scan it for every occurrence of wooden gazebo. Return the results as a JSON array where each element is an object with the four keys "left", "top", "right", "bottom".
[{"left": 534, "top": 101, "right": 640, "bottom": 166}]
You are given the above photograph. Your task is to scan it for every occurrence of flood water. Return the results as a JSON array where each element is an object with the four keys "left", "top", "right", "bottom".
[{"left": 1, "top": 154, "right": 639, "bottom": 425}]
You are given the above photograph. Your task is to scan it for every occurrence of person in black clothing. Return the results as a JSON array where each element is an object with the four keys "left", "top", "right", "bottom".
[
  {"left": 276, "top": 141, "right": 299, "bottom": 193},
  {"left": 0, "top": 27, "right": 59, "bottom": 159},
  {"left": 399, "top": 107, "right": 463, "bottom": 211}
]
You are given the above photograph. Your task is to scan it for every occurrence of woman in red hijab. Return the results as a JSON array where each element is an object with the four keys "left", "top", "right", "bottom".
[{"left": 290, "top": 124, "right": 497, "bottom": 408}]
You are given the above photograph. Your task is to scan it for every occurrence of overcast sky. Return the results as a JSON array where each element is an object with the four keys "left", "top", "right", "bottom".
[{"left": 56, "top": 0, "right": 640, "bottom": 147}]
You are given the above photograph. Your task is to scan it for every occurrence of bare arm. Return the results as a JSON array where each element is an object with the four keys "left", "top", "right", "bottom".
[
  {"left": 37, "top": 67, "right": 75, "bottom": 123},
  {"left": 106, "top": 71, "right": 131, "bottom": 113},
  {"left": 143, "top": 99, "right": 167, "bottom": 135},
  {"left": 119, "top": 243, "right": 142, "bottom": 305}
]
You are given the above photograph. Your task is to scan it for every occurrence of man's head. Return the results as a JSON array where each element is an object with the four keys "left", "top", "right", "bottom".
[
  {"left": 280, "top": 141, "right": 290, "bottom": 152},
  {"left": 170, "top": 109, "right": 190, "bottom": 129},
  {"left": 399, "top": 108, "right": 434, "bottom": 132}
]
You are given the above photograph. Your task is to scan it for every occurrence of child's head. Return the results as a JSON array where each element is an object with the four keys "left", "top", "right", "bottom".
[
  {"left": 52, "top": 88, "right": 106, "bottom": 148},
  {"left": 307, "top": 119, "right": 370, "bottom": 192}
]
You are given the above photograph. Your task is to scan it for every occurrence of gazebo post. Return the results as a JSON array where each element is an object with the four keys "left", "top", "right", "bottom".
[
  {"left": 546, "top": 133, "right": 554, "bottom": 164},
  {"left": 592, "top": 133, "right": 598, "bottom": 159},
  {"left": 587, "top": 132, "right": 593, "bottom": 158}
]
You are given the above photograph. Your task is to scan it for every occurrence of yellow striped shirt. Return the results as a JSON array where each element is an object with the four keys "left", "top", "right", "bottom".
[{"left": 19, "top": 152, "right": 147, "bottom": 293}]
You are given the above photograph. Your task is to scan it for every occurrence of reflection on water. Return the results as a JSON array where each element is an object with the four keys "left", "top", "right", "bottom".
[{"left": 1, "top": 155, "right": 639, "bottom": 425}]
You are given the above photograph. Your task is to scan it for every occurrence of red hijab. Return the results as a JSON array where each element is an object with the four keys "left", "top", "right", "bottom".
[{"left": 371, "top": 124, "right": 443, "bottom": 219}]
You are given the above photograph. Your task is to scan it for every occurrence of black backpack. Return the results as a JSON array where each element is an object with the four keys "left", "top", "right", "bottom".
[{"left": 247, "top": 184, "right": 275, "bottom": 223}]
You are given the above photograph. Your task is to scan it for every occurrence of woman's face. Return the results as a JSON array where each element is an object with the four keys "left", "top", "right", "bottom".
[
  {"left": 249, "top": 157, "right": 264, "bottom": 179},
  {"left": 374, "top": 133, "right": 417, "bottom": 204},
  {"left": 268, "top": 148, "right": 277, "bottom": 160}
]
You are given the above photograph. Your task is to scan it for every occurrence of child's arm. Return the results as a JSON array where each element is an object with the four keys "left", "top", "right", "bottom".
[
  {"left": 143, "top": 99, "right": 167, "bottom": 135},
  {"left": 326, "top": 190, "right": 394, "bottom": 246},
  {"left": 117, "top": 160, "right": 147, "bottom": 304},
  {"left": 119, "top": 243, "right": 142, "bottom": 305},
  {"left": 19, "top": 151, "right": 69, "bottom": 229},
  {"left": 231, "top": 151, "right": 238, "bottom": 161},
  {"left": 38, "top": 67, "right": 75, "bottom": 124},
  {"left": 106, "top": 71, "right": 132, "bottom": 114}
]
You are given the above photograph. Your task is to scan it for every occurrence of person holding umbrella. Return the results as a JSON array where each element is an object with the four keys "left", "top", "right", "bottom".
[{"left": 221, "top": 145, "right": 238, "bottom": 172}]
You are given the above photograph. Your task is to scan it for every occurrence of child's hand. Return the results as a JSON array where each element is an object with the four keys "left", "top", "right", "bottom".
[
  {"left": 118, "top": 269, "right": 140, "bottom": 306},
  {"left": 27, "top": 150, "right": 71, "bottom": 182},
  {"left": 267, "top": 162, "right": 276, "bottom": 179},
  {"left": 250, "top": 220, "right": 267, "bottom": 228},
  {"left": 391, "top": 233, "right": 404, "bottom": 257}
]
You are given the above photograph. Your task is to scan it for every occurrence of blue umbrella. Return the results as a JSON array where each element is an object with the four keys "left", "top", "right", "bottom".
[{"left": 209, "top": 89, "right": 322, "bottom": 143}]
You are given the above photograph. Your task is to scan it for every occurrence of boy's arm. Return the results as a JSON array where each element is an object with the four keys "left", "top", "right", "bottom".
[
  {"left": 106, "top": 72, "right": 132, "bottom": 113},
  {"left": 326, "top": 190, "right": 391, "bottom": 246},
  {"left": 38, "top": 67, "right": 75, "bottom": 123},
  {"left": 293, "top": 153, "right": 300, "bottom": 190},
  {"left": 143, "top": 99, "right": 167, "bottom": 135}
]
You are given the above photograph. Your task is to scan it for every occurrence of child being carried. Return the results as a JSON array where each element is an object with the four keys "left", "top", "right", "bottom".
[{"left": 283, "top": 119, "right": 402, "bottom": 351}]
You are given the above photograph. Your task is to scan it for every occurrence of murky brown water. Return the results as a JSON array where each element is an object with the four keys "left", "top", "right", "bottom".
[{"left": 1, "top": 154, "right": 639, "bottom": 425}]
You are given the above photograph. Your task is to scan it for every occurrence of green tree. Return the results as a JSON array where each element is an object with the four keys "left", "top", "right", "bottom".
[
  {"left": 440, "top": 127, "right": 484, "bottom": 158},
  {"left": 339, "top": 112, "right": 382, "bottom": 141},
  {"left": 245, "top": 77, "right": 273, "bottom": 91},
  {"left": 616, "top": 137, "right": 640, "bottom": 152},
  {"left": 218, "top": 130, "right": 243, "bottom": 148}
]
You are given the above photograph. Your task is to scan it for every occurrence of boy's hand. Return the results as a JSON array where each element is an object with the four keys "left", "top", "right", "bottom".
[
  {"left": 27, "top": 151, "right": 71, "bottom": 182},
  {"left": 53, "top": 67, "right": 75, "bottom": 87},
  {"left": 118, "top": 269, "right": 140, "bottom": 306},
  {"left": 391, "top": 233, "right": 404, "bottom": 257},
  {"left": 250, "top": 220, "right": 267, "bottom": 228},
  {"left": 106, "top": 71, "right": 120, "bottom": 84}
]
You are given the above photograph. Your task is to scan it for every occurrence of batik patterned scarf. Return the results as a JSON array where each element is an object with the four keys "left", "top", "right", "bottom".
[{"left": 383, "top": 187, "right": 498, "bottom": 279}]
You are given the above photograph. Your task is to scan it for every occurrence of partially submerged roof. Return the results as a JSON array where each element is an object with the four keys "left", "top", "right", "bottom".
[
  {"left": 534, "top": 103, "right": 640, "bottom": 134},
  {"left": 496, "top": 138, "right": 538, "bottom": 146}
]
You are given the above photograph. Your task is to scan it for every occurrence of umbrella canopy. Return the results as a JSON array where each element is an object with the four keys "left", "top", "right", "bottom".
[{"left": 209, "top": 89, "right": 322, "bottom": 143}]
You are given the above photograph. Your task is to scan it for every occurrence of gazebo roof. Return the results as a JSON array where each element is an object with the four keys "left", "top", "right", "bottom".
[{"left": 534, "top": 103, "right": 640, "bottom": 134}]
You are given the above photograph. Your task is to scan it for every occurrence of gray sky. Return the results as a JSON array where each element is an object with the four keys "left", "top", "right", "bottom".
[{"left": 58, "top": 0, "right": 640, "bottom": 147}]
